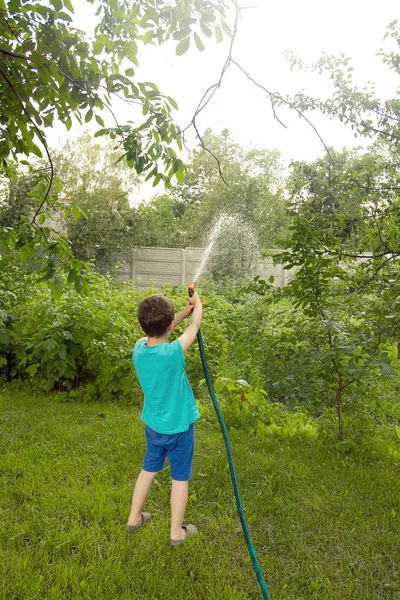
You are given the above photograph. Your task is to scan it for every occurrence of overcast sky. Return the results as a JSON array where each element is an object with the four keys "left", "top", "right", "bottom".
[{"left": 53, "top": 0, "right": 399, "bottom": 197}]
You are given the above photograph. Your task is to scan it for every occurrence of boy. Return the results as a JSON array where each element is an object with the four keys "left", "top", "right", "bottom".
[{"left": 127, "top": 291, "right": 202, "bottom": 546}]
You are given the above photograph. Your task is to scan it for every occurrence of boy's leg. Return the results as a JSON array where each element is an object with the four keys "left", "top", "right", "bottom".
[
  {"left": 167, "top": 424, "right": 195, "bottom": 541},
  {"left": 170, "top": 479, "right": 189, "bottom": 540},
  {"left": 128, "top": 469, "right": 158, "bottom": 526},
  {"left": 128, "top": 425, "right": 168, "bottom": 526}
]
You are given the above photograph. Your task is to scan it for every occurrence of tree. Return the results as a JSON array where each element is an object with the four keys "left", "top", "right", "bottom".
[
  {"left": 0, "top": 0, "right": 229, "bottom": 176},
  {"left": 53, "top": 130, "right": 139, "bottom": 198},
  {"left": 168, "top": 129, "right": 290, "bottom": 279},
  {"left": 286, "top": 146, "right": 396, "bottom": 250},
  {"left": 240, "top": 20, "right": 400, "bottom": 437},
  {"left": 134, "top": 194, "right": 186, "bottom": 248},
  {"left": 0, "top": 132, "right": 141, "bottom": 266},
  {"left": 283, "top": 20, "right": 400, "bottom": 146},
  {"left": 281, "top": 20, "right": 400, "bottom": 259},
  {"left": 0, "top": 0, "right": 229, "bottom": 294},
  {"left": 52, "top": 132, "right": 139, "bottom": 264},
  {"left": 0, "top": 172, "right": 37, "bottom": 226}
]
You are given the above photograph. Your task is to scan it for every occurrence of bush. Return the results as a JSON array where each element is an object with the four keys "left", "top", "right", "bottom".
[
  {"left": 206, "top": 376, "right": 319, "bottom": 439},
  {"left": 0, "top": 263, "right": 143, "bottom": 402},
  {"left": 1, "top": 256, "right": 399, "bottom": 451},
  {"left": 0, "top": 266, "right": 235, "bottom": 403}
]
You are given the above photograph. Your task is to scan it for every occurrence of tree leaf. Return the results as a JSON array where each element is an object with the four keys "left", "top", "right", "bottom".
[
  {"left": 194, "top": 32, "right": 205, "bottom": 52},
  {"left": 215, "top": 26, "right": 223, "bottom": 43},
  {"left": 50, "top": 280, "right": 62, "bottom": 301},
  {"left": 200, "top": 22, "right": 212, "bottom": 38},
  {"left": 167, "top": 96, "right": 179, "bottom": 110},
  {"left": 50, "top": 0, "right": 62, "bottom": 11},
  {"left": 173, "top": 158, "right": 183, "bottom": 174},
  {"left": 75, "top": 275, "right": 83, "bottom": 293},
  {"left": 125, "top": 45, "right": 139, "bottom": 66},
  {"left": 93, "top": 40, "right": 104, "bottom": 55},
  {"left": 26, "top": 363, "right": 40, "bottom": 377},
  {"left": 63, "top": 0, "right": 74, "bottom": 13},
  {"left": 67, "top": 269, "right": 76, "bottom": 284},
  {"left": 173, "top": 28, "right": 192, "bottom": 40},
  {"left": 31, "top": 143, "right": 43, "bottom": 158},
  {"left": 73, "top": 205, "right": 81, "bottom": 221},
  {"left": 175, "top": 38, "right": 190, "bottom": 56}
]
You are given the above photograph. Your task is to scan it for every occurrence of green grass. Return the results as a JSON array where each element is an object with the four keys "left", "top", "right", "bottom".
[{"left": 1, "top": 386, "right": 399, "bottom": 600}]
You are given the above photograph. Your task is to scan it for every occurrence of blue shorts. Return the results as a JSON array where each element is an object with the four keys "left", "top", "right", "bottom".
[{"left": 143, "top": 424, "right": 195, "bottom": 481}]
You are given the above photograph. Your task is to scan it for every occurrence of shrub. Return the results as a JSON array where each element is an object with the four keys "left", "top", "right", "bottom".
[{"left": 206, "top": 376, "right": 318, "bottom": 439}]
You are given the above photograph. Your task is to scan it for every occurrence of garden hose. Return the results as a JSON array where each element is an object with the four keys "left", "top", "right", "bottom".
[{"left": 188, "top": 284, "right": 272, "bottom": 600}]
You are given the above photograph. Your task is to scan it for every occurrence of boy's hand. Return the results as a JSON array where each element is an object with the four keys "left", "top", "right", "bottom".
[{"left": 189, "top": 291, "right": 201, "bottom": 307}]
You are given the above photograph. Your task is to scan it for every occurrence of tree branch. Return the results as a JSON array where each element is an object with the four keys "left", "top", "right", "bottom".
[
  {"left": 0, "top": 47, "right": 29, "bottom": 60},
  {"left": 0, "top": 67, "right": 54, "bottom": 226},
  {"left": 178, "top": 0, "right": 241, "bottom": 186},
  {"left": 230, "top": 59, "right": 333, "bottom": 164},
  {"left": 192, "top": 119, "right": 229, "bottom": 186}
]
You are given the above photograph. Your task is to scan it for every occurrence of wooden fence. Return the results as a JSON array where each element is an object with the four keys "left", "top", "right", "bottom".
[{"left": 102, "top": 247, "right": 295, "bottom": 288}]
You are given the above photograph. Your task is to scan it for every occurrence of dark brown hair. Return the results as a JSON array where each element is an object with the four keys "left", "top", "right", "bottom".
[{"left": 137, "top": 295, "right": 175, "bottom": 337}]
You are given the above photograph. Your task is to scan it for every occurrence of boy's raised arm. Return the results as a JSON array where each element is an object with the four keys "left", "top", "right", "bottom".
[
  {"left": 178, "top": 293, "right": 202, "bottom": 353},
  {"left": 174, "top": 304, "right": 194, "bottom": 328}
]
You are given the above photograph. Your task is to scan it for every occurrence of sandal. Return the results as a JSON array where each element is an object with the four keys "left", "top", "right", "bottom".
[
  {"left": 126, "top": 512, "right": 152, "bottom": 533},
  {"left": 170, "top": 524, "right": 198, "bottom": 547}
]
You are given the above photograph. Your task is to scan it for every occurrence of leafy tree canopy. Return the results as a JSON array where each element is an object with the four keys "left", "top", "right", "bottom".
[
  {"left": 283, "top": 20, "right": 400, "bottom": 146},
  {"left": 0, "top": 0, "right": 229, "bottom": 179},
  {"left": 0, "top": 0, "right": 229, "bottom": 294}
]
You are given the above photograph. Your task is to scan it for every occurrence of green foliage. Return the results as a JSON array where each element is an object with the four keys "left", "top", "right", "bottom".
[
  {"left": 0, "top": 261, "right": 141, "bottom": 401},
  {"left": 132, "top": 129, "right": 290, "bottom": 280},
  {"left": 280, "top": 22, "right": 400, "bottom": 299},
  {"left": 284, "top": 20, "right": 400, "bottom": 144},
  {"left": 287, "top": 148, "right": 373, "bottom": 249},
  {"left": 129, "top": 129, "right": 290, "bottom": 281},
  {"left": 133, "top": 194, "right": 186, "bottom": 248},
  {"left": 0, "top": 0, "right": 228, "bottom": 177},
  {"left": 237, "top": 228, "right": 399, "bottom": 441},
  {"left": 1, "top": 245, "right": 399, "bottom": 446},
  {"left": 0, "top": 265, "right": 234, "bottom": 403},
  {"left": 173, "top": 129, "right": 290, "bottom": 249},
  {"left": 203, "top": 376, "right": 318, "bottom": 439},
  {"left": 0, "top": 0, "right": 229, "bottom": 295}
]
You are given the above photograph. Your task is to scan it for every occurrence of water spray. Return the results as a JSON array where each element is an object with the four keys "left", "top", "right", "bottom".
[
  {"left": 187, "top": 283, "right": 272, "bottom": 600},
  {"left": 192, "top": 213, "right": 261, "bottom": 284}
]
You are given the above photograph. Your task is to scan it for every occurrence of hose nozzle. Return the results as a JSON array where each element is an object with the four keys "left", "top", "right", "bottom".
[{"left": 188, "top": 283, "right": 195, "bottom": 297}]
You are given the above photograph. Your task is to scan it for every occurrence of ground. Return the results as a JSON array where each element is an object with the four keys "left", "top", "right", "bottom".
[{"left": 1, "top": 386, "right": 399, "bottom": 600}]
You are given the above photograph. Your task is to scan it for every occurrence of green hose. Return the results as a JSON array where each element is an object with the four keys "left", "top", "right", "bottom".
[{"left": 196, "top": 329, "right": 272, "bottom": 600}]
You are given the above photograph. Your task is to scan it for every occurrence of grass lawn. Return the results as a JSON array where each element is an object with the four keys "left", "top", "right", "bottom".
[{"left": 0, "top": 385, "right": 399, "bottom": 600}]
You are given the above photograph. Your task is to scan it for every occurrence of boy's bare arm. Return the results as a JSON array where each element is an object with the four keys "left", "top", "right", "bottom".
[
  {"left": 174, "top": 304, "right": 194, "bottom": 327},
  {"left": 178, "top": 293, "right": 202, "bottom": 353}
]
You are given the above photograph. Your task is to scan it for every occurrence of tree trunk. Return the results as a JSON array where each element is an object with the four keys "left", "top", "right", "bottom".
[{"left": 336, "top": 373, "right": 344, "bottom": 441}]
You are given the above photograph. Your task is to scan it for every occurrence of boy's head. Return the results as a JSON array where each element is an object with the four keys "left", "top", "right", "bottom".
[{"left": 137, "top": 295, "right": 175, "bottom": 338}]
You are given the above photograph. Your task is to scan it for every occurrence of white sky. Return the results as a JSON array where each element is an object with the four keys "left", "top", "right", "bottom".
[{"left": 51, "top": 0, "right": 399, "bottom": 198}]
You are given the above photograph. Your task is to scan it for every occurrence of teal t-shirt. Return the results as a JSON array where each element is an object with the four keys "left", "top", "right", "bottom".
[{"left": 132, "top": 338, "right": 200, "bottom": 434}]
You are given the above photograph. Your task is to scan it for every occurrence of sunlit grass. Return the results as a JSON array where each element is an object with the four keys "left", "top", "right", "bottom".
[{"left": 1, "top": 385, "right": 399, "bottom": 600}]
